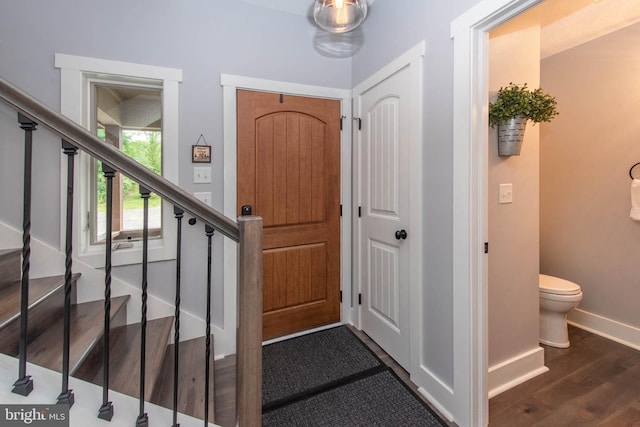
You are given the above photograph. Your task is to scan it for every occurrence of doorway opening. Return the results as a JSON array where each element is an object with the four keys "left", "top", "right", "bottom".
[{"left": 452, "top": 0, "right": 640, "bottom": 424}]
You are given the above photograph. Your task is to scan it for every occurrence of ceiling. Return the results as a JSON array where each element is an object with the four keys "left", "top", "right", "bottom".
[
  {"left": 238, "top": 0, "right": 640, "bottom": 59},
  {"left": 239, "top": 0, "right": 312, "bottom": 16},
  {"left": 491, "top": 0, "right": 640, "bottom": 58},
  {"left": 238, "top": 0, "right": 375, "bottom": 17}
]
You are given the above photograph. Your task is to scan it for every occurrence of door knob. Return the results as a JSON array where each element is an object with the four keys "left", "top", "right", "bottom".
[
  {"left": 241, "top": 205, "right": 252, "bottom": 216},
  {"left": 395, "top": 229, "right": 408, "bottom": 240}
]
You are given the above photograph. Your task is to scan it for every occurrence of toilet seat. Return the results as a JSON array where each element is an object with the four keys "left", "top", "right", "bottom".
[{"left": 539, "top": 274, "right": 581, "bottom": 296}]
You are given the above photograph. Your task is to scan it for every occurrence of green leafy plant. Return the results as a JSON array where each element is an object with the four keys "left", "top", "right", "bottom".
[{"left": 489, "top": 82, "right": 558, "bottom": 127}]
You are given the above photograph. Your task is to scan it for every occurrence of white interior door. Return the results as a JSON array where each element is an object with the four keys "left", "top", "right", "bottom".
[{"left": 357, "top": 64, "right": 412, "bottom": 369}]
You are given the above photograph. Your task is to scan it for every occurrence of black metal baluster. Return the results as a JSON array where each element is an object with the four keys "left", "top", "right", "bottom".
[
  {"left": 172, "top": 206, "right": 184, "bottom": 427},
  {"left": 136, "top": 185, "right": 150, "bottom": 427},
  {"left": 98, "top": 163, "right": 115, "bottom": 421},
  {"left": 204, "top": 224, "right": 214, "bottom": 427},
  {"left": 57, "top": 140, "right": 77, "bottom": 407},
  {"left": 13, "top": 113, "right": 37, "bottom": 396}
]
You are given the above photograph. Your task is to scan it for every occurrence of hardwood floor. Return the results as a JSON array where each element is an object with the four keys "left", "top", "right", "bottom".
[{"left": 490, "top": 325, "right": 640, "bottom": 426}]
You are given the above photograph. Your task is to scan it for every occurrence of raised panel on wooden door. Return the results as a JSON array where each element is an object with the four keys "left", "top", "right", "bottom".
[
  {"left": 263, "top": 243, "right": 328, "bottom": 313},
  {"left": 256, "top": 112, "right": 327, "bottom": 229}
]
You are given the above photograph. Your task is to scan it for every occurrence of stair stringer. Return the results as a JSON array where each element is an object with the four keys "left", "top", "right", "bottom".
[{"left": 0, "top": 221, "right": 229, "bottom": 357}]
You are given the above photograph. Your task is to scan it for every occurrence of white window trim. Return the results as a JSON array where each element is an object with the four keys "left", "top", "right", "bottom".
[{"left": 55, "top": 53, "right": 182, "bottom": 267}]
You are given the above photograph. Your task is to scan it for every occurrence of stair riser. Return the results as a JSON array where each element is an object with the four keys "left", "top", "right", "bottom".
[
  {"left": 150, "top": 335, "right": 216, "bottom": 421},
  {"left": 0, "top": 250, "right": 20, "bottom": 292},
  {"left": 75, "top": 317, "right": 173, "bottom": 401},
  {"left": 71, "top": 303, "right": 128, "bottom": 379},
  {"left": 0, "top": 285, "right": 70, "bottom": 356}
]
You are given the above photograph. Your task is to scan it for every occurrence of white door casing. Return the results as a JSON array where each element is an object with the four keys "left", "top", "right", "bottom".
[
  {"left": 354, "top": 42, "right": 424, "bottom": 375},
  {"left": 451, "top": 0, "right": 543, "bottom": 425}
]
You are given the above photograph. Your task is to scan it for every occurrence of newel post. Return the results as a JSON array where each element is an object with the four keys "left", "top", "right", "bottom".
[{"left": 236, "top": 216, "right": 263, "bottom": 427}]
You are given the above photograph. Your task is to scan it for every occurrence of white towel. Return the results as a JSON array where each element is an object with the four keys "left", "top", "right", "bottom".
[{"left": 631, "top": 179, "right": 640, "bottom": 221}]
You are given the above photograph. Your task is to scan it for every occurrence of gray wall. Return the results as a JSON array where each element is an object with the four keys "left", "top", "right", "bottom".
[
  {"left": 540, "top": 22, "right": 640, "bottom": 329},
  {"left": 0, "top": 0, "right": 491, "bottom": 392},
  {"left": 0, "top": 0, "right": 351, "bottom": 325},
  {"left": 488, "top": 26, "right": 542, "bottom": 366}
]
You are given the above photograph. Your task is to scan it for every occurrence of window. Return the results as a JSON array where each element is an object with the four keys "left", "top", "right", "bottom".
[
  {"left": 91, "top": 83, "right": 163, "bottom": 245},
  {"left": 56, "top": 54, "right": 182, "bottom": 267}
]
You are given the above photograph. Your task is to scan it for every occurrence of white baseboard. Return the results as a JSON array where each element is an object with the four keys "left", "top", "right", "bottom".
[
  {"left": 488, "top": 346, "right": 548, "bottom": 398},
  {"left": 568, "top": 308, "right": 640, "bottom": 351},
  {"left": 417, "top": 385, "right": 455, "bottom": 423}
]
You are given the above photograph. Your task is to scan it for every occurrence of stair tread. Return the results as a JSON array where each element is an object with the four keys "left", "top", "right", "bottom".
[
  {"left": 0, "top": 274, "right": 80, "bottom": 329},
  {"left": 89, "top": 316, "right": 173, "bottom": 399},
  {"left": 28, "top": 295, "right": 130, "bottom": 374},
  {"left": 150, "top": 335, "right": 216, "bottom": 422},
  {"left": 0, "top": 248, "right": 20, "bottom": 256}
]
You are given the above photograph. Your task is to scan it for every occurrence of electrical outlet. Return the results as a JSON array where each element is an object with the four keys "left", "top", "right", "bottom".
[
  {"left": 193, "top": 166, "right": 211, "bottom": 184},
  {"left": 194, "top": 192, "right": 212, "bottom": 206}
]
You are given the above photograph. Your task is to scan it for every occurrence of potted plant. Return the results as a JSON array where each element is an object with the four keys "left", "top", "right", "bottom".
[{"left": 489, "top": 82, "right": 559, "bottom": 156}]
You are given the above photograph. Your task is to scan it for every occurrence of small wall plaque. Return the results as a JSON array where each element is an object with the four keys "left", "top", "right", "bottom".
[{"left": 192, "top": 134, "right": 211, "bottom": 163}]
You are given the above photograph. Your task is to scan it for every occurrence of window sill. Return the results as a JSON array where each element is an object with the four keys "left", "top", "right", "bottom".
[{"left": 77, "top": 236, "right": 175, "bottom": 268}]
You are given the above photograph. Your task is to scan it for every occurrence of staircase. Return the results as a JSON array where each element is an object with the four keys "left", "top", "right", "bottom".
[
  {"left": 0, "top": 76, "right": 263, "bottom": 426},
  {"left": 0, "top": 246, "right": 216, "bottom": 423}
]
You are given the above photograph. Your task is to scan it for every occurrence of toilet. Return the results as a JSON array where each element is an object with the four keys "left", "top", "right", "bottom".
[{"left": 539, "top": 274, "right": 583, "bottom": 348}]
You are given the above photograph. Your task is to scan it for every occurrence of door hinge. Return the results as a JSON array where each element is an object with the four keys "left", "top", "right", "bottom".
[
  {"left": 340, "top": 290, "right": 343, "bottom": 303},
  {"left": 340, "top": 115, "right": 346, "bottom": 130},
  {"left": 358, "top": 293, "right": 362, "bottom": 305},
  {"left": 340, "top": 204, "right": 343, "bottom": 217},
  {"left": 358, "top": 206, "right": 362, "bottom": 217},
  {"left": 279, "top": 93, "right": 284, "bottom": 103},
  {"left": 484, "top": 242, "right": 489, "bottom": 254},
  {"left": 353, "top": 117, "right": 362, "bottom": 130}
]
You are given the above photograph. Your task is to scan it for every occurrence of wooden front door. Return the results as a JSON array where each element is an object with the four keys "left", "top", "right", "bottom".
[{"left": 237, "top": 89, "right": 341, "bottom": 340}]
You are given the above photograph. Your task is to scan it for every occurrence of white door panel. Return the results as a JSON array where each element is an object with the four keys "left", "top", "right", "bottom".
[
  {"left": 368, "top": 238, "right": 400, "bottom": 332},
  {"left": 358, "top": 66, "right": 411, "bottom": 369}
]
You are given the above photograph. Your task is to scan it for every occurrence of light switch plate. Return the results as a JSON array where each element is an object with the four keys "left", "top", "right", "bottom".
[
  {"left": 499, "top": 183, "right": 513, "bottom": 204},
  {"left": 193, "top": 166, "right": 211, "bottom": 184},
  {"left": 194, "top": 192, "right": 212, "bottom": 206}
]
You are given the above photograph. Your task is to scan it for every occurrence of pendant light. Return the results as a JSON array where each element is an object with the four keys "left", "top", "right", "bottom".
[{"left": 313, "top": 0, "right": 368, "bottom": 34}]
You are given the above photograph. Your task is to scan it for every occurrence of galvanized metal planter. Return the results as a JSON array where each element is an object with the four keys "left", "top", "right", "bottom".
[{"left": 497, "top": 115, "right": 528, "bottom": 156}]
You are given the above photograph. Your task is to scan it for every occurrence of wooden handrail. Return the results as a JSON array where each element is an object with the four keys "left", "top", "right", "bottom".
[{"left": 0, "top": 76, "right": 239, "bottom": 241}]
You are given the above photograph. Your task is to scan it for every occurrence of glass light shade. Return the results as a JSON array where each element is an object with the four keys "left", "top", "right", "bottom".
[{"left": 313, "top": 0, "right": 368, "bottom": 33}]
